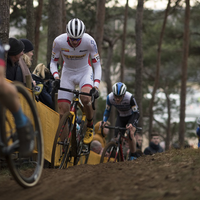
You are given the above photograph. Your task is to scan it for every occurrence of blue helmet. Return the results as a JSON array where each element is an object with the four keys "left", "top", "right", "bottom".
[{"left": 112, "top": 82, "right": 127, "bottom": 96}]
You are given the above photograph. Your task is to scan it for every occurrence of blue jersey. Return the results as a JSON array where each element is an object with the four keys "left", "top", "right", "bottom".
[
  {"left": 103, "top": 91, "right": 138, "bottom": 122},
  {"left": 196, "top": 127, "right": 200, "bottom": 148}
]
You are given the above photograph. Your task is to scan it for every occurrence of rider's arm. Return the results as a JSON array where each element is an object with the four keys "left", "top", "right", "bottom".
[
  {"left": 130, "top": 95, "right": 139, "bottom": 112},
  {"left": 50, "top": 39, "right": 60, "bottom": 79},
  {"left": 89, "top": 38, "right": 102, "bottom": 89},
  {"left": 103, "top": 95, "right": 112, "bottom": 122},
  {"left": 130, "top": 95, "right": 140, "bottom": 127}
]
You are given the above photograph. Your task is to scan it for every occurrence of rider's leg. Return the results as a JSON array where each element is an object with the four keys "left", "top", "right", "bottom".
[
  {"left": 58, "top": 101, "right": 71, "bottom": 141},
  {"left": 80, "top": 86, "right": 93, "bottom": 122},
  {"left": 80, "top": 86, "right": 94, "bottom": 144},
  {"left": 58, "top": 101, "right": 70, "bottom": 119},
  {"left": 0, "top": 68, "right": 34, "bottom": 156},
  {"left": 0, "top": 67, "right": 20, "bottom": 113},
  {"left": 0, "top": 68, "right": 28, "bottom": 128}
]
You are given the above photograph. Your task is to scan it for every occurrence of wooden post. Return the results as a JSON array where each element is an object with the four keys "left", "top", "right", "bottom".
[{"left": 54, "top": 93, "right": 58, "bottom": 112}]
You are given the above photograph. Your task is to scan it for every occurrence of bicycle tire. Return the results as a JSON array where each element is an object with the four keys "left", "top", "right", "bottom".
[
  {"left": 100, "top": 141, "right": 122, "bottom": 163},
  {"left": 51, "top": 112, "right": 74, "bottom": 169},
  {"left": 74, "top": 143, "right": 90, "bottom": 165},
  {"left": 73, "top": 122, "right": 90, "bottom": 166},
  {"left": 1, "top": 82, "right": 44, "bottom": 188},
  {"left": 0, "top": 104, "right": 6, "bottom": 158}
]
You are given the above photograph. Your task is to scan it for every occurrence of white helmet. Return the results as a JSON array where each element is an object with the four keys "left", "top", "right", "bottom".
[
  {"left": 112, "top": 82, "right": 127, "bottom": 96},
  {"left": 197, "top": 117, "right": 200, "bottom": 125},
  {"left": 66, "top": 18, "right": 85, "bottom": 39}
]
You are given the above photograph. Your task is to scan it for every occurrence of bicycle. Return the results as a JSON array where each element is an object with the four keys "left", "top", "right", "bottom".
[
  {"left": 0, "top": 82, "right": 44, "bottom": 188},
  {"left": 51, "top": 87, "right": 97, "bottom": 169},
  {"left": 100, "top": 125, "right": 142, "bottom": 163}
]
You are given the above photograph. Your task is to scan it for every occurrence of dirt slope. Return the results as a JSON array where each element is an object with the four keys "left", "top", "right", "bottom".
[{"left": 0, "top": 148, "right": 200, "bottom": 200}]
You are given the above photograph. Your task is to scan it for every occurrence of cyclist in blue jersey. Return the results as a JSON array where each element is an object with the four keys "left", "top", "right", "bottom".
[
  {"left": 0, "top": 39, "right": 34, "bottom": 157},
  {"left": 102, "top": 82, "right": 140, "bottom": 161},
  {"left": 196, "top": 117, "right": 200, "bottom": 148}
]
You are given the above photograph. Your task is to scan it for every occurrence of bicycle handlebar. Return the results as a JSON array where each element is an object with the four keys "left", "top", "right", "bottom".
[
  {"left": 105, "top": 125, "right": 142, "bottom": 132},
  {"left": 104, "top": 125, "right": 127, "bottom": 131},
  {"left": 58, "top": 87, "right": 96, "bottom": 110}
]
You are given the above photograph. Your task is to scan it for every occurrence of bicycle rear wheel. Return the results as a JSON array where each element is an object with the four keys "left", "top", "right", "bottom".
[
  {"left": 51, "top": 112, "right": 74, "bottom": 169},
  {"left": 100, "top": 141, "right": 122, "bottom": 163},
  {"left": 1, "top": 83, "right": 44, "bottom": 188}
]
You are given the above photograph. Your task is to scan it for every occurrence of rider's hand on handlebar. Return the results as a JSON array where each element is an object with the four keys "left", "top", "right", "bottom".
[
  {"left": 100, "top": 121, "right": 105, "bottom": 128},
  {"left": 126, "top": 123, "right": 136, "bottom": 132},
  {"left": 53, "top": 79, "right": 60, "bottom": 89},
  {"left": 90, "top": 87, "right": 99, "bottom": 99}
]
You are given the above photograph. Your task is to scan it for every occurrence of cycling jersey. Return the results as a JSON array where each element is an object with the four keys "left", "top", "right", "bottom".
[
  {"left": 50, "top": 33, "right": 101, "bottom": 88},
  {"left": 103, "top": 92, "right": 139, "bottom": 122},
  {"left": 0, "top": 41, "right": 5, "bottom": 67},
  {"left": 196, "top": 127, "right": 200, "bottom": 148}
]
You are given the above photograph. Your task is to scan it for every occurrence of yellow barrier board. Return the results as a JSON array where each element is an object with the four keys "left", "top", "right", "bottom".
[{"left": 35, "top": 101, "right": 59, "bottom": 162}]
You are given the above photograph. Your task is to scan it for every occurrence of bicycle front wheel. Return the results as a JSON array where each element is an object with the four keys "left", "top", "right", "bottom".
[
  {"left": 100, "top": 141, "right": 121, "bottom": 163},
  {"left": 51, "top": 112, "right": 74, "bottom": 169},
  {"left": 1, "top": 82, "right": 44, "bottom": 188}
]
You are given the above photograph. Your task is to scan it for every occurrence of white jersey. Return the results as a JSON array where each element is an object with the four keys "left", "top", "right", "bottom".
[
  {"left": 50, "top": 33, "right": 102, "bottom": 88},
  {"left": 103, "top": 92, "right": 139, "bottom": 121}
]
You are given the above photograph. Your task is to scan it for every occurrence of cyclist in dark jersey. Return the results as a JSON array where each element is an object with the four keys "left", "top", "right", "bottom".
[
  {"left": 102, "top": 82, "right": 140, "bottom": 161},
  {"left": 0, "top": 40, "right": 34, "bottom": 157}
]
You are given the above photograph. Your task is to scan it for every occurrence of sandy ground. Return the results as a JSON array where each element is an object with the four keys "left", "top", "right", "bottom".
[{"left": 0, "top": 148, "right": 200, "bottom": 200}]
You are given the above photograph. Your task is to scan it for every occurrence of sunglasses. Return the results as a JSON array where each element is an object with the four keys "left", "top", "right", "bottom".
[
  {"left": 69, "top": 38, "right": 82, "bottom": 41},
  {"left": 114, "top": 94, "right": 123, "bottom": 98}
]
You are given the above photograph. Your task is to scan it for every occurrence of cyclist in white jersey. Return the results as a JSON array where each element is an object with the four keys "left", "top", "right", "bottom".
[
  {"left": 50, "top": 18, "right": 102, "bottom": 144},
  {"left": 102, "top": 82, "right": 140, "bottom": 161}
]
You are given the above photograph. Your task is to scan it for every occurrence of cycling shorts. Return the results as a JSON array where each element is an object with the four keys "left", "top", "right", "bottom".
[
  {"left": 58, "top": 65, "right": 93, "bottom": 102},
  {"left": 114, "top": 112, "right": 139, "bottom": 137}
]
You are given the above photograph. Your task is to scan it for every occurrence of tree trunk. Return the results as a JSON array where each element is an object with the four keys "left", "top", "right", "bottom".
[
  {"left": 62, "top": 0, "right": 67, "bottom": 33},
  {"left": 34, "top": 0, "right": 43, "bottom": 67},
  {"left": 135, "top": 0, "right": 144, "bottom": 129},
  {"left": 179, "top": 0, "right": 190, "bottom": 148},
  {"left": 103, "top": 35, "right": 121, "bottom": 140},
  {"left": 165, "top": 88, "right": 171, "bottom": 150},
  {"left": 47, "top": 0, "right": 62, "bottom": 66},
  {"left": 0, "top": 0, "right": 10, "bottom": 46},
  {"left": 120, "top": 0, "right": 128, "bottom": 83},
  {"left": 94, "top": 0, "right": 106, "bottom": 57},
  {"left": 26, "top": 0, "right": 35, "bottom": 72},
  {"left": 148, "top": 0, "right": 171, "bottom": 141}
]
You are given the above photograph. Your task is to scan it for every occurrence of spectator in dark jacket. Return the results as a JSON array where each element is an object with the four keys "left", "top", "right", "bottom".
[
  {"left": 6, "top": 38, "right": 24, "bottom": 83},
  {"left": 18, "top": 38, "right": 35, "bottom": 87},
  {"left": 144, "top": 133, "right": 164, "bottom": 155}
]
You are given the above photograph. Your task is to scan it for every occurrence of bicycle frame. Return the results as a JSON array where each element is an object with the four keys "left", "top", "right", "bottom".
[
  {"left": 59, "top": 88, "right": 87, "bottom": 145},
  {"left": 101, "top": 126, "right": 142, "bottom": 163},
  {"left": 112, "top": 129, "right": 128, "bottom": 162},
  {"left": 51, "top": 87, "right": 96, "bottom": 168}
]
